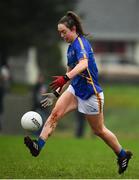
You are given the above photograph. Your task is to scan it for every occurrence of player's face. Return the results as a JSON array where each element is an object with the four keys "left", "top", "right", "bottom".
[{"left": 58, "top": 23, "right": 75, "bottom": 43}]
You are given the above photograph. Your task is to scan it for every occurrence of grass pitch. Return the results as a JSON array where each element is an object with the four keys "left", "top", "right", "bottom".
[
  {"left": 1, "top": 84, "right": 139, "bottom": 179},
  {"left": 0, "top": 135, "right": 139, "bottom": 179}
]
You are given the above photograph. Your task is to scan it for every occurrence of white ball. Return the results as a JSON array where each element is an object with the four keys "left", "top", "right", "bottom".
[{"left": 21, "top": 111, "right": 43, "bottom": 131}]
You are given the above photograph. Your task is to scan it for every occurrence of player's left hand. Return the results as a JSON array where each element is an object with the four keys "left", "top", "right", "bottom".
[{"left": 50, "top": 75, "right": 70, "bottom": 91}]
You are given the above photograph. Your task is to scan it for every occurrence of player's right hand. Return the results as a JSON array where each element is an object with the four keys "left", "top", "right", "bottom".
[{"left": 40, "top": 93, "right": 56, "bottom": 107}]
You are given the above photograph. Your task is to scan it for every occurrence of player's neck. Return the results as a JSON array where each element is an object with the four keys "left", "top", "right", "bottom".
[{"left": 71, "top": 33, "right": 78, "bottom": 42}]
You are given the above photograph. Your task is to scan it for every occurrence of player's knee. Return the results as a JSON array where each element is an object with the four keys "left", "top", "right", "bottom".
[
  {"left": 94, "top": 128, "right": 105, "bottom": 137},
  {"left": 51, "top": 107, "right": 64, "bottom": 120}
]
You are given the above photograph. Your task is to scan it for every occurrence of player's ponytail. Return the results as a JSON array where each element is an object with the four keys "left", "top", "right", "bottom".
[{"left": 58, "top": 11, "right": 86, "bottom": 36}]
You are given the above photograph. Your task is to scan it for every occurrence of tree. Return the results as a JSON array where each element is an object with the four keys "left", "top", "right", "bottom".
[{"left": 0, "top": 0, "right": 78, "bottom": 75}]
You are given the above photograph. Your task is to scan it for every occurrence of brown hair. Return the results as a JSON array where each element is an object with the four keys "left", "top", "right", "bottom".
[{"left": 58, "top": 11, "right": 86, "bottom": 36}]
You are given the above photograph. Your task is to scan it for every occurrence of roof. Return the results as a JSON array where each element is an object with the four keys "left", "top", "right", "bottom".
[{"left": 76, "top": 0, "right": 139, "bottom": 40}]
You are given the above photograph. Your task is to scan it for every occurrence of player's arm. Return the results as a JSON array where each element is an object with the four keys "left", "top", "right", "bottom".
[
  {"left": 50, "top": 58, "right": 88, "bottom": 91},
  {"left": 66, "top": 58, "right": 88, "bottom": 79}
]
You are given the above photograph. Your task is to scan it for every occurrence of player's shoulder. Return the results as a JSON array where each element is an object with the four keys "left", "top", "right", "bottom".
[
  {"left": 78, "top": 35, "right": 91, "bottom": 47},
  {"left": 75, "top": 36, "right": 91, "bottom": 51},
  {"left": 72, "top": 36, "right": 84, "bottom": 48}
]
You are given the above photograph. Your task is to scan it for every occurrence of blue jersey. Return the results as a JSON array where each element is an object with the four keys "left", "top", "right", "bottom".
[{"left": 67, "top": 35, "right": 103, "bottom": 100}]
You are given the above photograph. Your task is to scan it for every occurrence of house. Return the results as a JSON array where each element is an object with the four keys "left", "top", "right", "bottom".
[{"left": 75, "top": 0, "right": 139, "bottom": 81}]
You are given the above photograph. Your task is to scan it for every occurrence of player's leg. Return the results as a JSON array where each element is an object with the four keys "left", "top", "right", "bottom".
[
  {"left": 40, "top": 90, "right": 77, "bottom": 140},
  {"left": 86, "top": 113, "right": 133, "bottom": 174},
  {"left": 86, "top": 113, "right": 122, "bottom": 153},
  {"left": 24, "top": 90, "right": 77, "bottom": 156}
]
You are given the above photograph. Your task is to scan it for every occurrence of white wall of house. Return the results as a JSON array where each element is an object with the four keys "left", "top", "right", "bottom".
[
  {"left": 60, "top": 42, "right": 68, "bottom": 68},
  {"left": 26, "top": 47, "right": 39, "bottom": 84},
  {"left": 134, "top": 42, "right": 139, "bottom": 64},
  {"left": 9, "top": 47, "right": 39, "bottom": 84}
]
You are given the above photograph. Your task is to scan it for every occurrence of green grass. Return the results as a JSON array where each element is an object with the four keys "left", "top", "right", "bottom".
[
  {"left": 1, "top": 84, "right": 139, "bottom": 178},
  {"left": 0, "top": 135, "right": 139, "bottom": 179},
  {"left": 11, "top": 83, "right": 32, "bottom": 95},
  {"left": 103, "top": 84, "right": 139, "bottom": 136},
  {"left": 103, "top": 84, "right": 139, "bottom": 108}
]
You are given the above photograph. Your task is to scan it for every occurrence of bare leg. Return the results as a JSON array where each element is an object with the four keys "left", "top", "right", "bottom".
[
  {"left": 40, "top": 91, "right": 77, "bottom": 140},
  {"left": 86, "top": 113, "right": 122, "bottom": 155}
]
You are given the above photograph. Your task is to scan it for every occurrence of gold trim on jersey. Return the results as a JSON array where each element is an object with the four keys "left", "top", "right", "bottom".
[{"left": 78, "top": 37, "right": 102, "bottom": 113}]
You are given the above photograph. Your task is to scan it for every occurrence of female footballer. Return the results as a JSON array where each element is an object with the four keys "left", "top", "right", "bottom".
[{"left": 24, "top": 11, "right": 132, "bottom": 174}]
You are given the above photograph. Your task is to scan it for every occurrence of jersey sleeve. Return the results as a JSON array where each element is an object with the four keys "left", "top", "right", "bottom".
[{"left": 75, "top": 37, "right": 89, "bottom": 61}]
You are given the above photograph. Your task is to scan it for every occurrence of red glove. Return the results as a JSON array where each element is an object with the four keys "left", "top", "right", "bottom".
[{"left": 50, "top": 75, "right": 70, "bottom": 91}]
